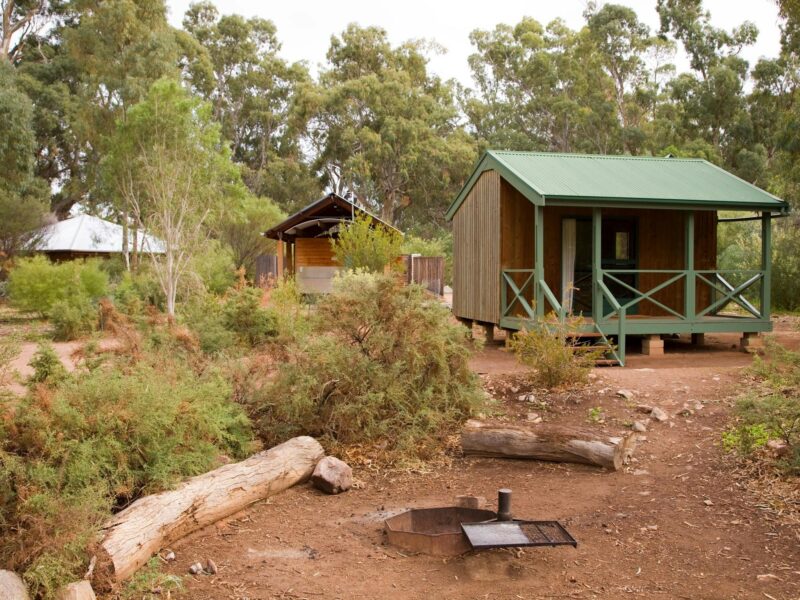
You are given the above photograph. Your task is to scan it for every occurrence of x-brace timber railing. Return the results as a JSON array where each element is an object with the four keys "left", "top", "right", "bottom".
[
  {"left": 500, "top": 267, "right": 768, "bottom": 368},
  {"left": 501, "top": 269, "right": 624, "bottom": 366}
]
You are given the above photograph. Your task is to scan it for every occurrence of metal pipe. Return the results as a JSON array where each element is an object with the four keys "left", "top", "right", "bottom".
[{"left": 497, "top": 489, "right": 512, "bottom": 521}]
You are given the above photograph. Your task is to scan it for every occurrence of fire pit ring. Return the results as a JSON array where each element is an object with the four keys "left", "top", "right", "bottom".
[{"left": 384, "top": 507, "right": 496, "bottom": 556}]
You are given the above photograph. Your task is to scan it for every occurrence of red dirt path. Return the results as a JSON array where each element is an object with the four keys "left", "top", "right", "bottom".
[{"left": 152, "top": 325, "right": 800, "bottom": 600}]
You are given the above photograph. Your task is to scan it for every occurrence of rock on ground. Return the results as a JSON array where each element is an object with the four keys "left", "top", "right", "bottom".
[
  {"left": 0, "top": 570, "right": 29, "bottom": 600},
  {"left": 55, "top": 581, "right": 96, "bottom": 600},
  {"left": 311, "top": 456, "right": 353, "bottom": 495},
  {"left": 650, "top": 407, "right": 669, "bottom": 422}
]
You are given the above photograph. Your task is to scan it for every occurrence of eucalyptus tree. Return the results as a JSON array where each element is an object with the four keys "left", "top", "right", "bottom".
[
  {"left": 183, "top": 1, "right": 319, "bottom": 211},
  {"left": 296, "top": 24, "right": 476, "bottom": 229},
  {"left": 0, "top": 60, "right": 48, "bottom": 263},
  {"left": 464, "top": 17, "right": 624, "bottom": 155}
]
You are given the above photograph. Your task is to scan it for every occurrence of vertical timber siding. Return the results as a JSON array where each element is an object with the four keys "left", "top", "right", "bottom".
[
  {"left": 295, "top": 238, "right": 337, "bottom": 268},
  {"left": 453, "top": 170, "right": 501, "bottom": 323}
]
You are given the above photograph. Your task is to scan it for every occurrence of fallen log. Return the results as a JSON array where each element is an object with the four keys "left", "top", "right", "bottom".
[
  {"left": 0, "top": 570, "right": 29, "bottom": 600},
  {"left": 461, "top": 420, "right": 635, "bottom": 471},
  {"left": 94, "top": 436, "right": 324, "bottom": 590}
]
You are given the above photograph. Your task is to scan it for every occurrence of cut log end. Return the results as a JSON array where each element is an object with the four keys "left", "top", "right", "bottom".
[{"left": 460, "top": 419, "right": 635, "bottom": 471}]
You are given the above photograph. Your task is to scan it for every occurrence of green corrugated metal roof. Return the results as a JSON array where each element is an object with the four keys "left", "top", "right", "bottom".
[{"left": 445, "top": 151, "right": 789, "bottom": 219}]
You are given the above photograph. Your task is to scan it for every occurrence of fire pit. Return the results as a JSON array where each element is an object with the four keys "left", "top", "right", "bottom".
[
  {"left": 385, "top": 490, "right": 577, "bottom": 556},
  {"left": 384, "top": 507, "right": 496, "bottom": 556}
]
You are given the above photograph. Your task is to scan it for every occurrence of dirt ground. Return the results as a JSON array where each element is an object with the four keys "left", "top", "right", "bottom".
[{"left": 157, "top": 321, "right": 800, "bottom": 600}]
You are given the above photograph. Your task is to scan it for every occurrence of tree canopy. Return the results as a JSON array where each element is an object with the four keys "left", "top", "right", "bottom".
[{"left": 2, "top": 0, "right": 800, "bottom": 303}]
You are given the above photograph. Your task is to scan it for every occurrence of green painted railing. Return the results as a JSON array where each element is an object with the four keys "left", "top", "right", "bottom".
[
  {"left": 695, "top": 270, "right": 764, "bottom": 318},
  {"left": 601, "top": 269, "right": 764, "bottom": 321},
  {"left": 500, "top": 266, "right": 768, "bottom": 367},
  {"left": 596, "top": 279, "right": 626, "bottom": 366}
]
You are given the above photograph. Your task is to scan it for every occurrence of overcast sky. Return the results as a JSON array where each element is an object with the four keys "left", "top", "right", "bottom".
[{"left": 165, "top": 0, "right": 784, "bottom": 86}]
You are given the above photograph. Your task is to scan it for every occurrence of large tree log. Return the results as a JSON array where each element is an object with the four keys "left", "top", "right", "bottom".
[
  {"left": 94, "top": 436, "right": 325, "bottom": 590},
  {"left": 0, "top": 570, "right": 29, "bottom": 600},
  {"left": 461, "top": 420, "right": 635, "bottom": 471}
]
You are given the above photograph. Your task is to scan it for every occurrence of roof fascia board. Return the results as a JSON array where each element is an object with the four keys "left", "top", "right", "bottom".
[
  {"left": 543, "top": 196, "right": 789, "bottom": 212},
  {"left": 445, "top": 152, "right": 544, "bottom": 220},
  {"left": 699, "top": 159, "right": 788, "bottom": 206}
]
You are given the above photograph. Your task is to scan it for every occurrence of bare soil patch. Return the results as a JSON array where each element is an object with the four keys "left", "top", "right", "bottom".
[{"left": 151, "top": 327, "right": 800, "bottom": 600}]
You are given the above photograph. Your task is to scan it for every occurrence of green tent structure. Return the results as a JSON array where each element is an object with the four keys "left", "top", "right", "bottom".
[{"left": 446, "top": 151, "right": 790, "bottom": 366}]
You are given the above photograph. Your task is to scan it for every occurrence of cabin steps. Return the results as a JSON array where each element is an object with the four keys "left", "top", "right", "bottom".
[{"left": 594, "top": 357, "right": 621, "bottom": 367}]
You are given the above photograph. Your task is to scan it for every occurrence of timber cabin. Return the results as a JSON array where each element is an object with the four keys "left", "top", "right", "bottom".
[
  {"left": 264, "top": 192, "right": 400, "bottom": 293},
  {"left": 446, "top": 151, "right": 790, "bottom": 366}
]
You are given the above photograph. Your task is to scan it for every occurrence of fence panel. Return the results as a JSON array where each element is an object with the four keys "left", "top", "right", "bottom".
[
  {"left": 406, "top": 255, "right": 445, "bottom": 296},
  {"left": 255, "top": 254, "right": 278, "bottom": 286}
]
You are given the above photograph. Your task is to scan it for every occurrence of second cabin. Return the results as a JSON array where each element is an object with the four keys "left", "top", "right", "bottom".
[
  {"left": 263, "top": 192, "right": 400, "bottom": 293},
  {"left": 446, "top": 151, "right": 790, "bottom": 365}
]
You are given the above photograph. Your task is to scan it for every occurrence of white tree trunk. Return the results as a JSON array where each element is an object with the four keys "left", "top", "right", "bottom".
[
  {"left": 461, "top": 420, "right": 635, "bottom": 471},
  {"left": 93, "top": 436, "right": 325, "bottom": 590}
]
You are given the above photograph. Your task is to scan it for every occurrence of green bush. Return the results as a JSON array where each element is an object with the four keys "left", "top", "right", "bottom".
[
  {"left": 112, "top": 267, "right": 164, "bottom": 316},
  {"left": 187, "top": 239, "right": 237, "bottom": 295},
  {"left": 331, "top": 213, "right": 403, "bottom": 273},
  {"left": 244, "top": 271, "right": 483, "bottom": 463},
  {"left": 50, "top": 297, "right": 97, "bottom": 341},
  {"left": 8, "top": 256, "right": 108, "bottom": 317},
  {"left": 509, "top": 314, "right": 604, "bottom": 389},
  {"left": 27, "top": 342, "right": 68, "bottom": 387},
  {"left": 0, "top": 349, "right": 253, "bottom": 597},
  {"left": 222, "top": 287, "right": 277, "bottom": 346},
  {"left": 180, "top": 292, "right": 237, "bottom": 355},
  {"left": 724, "top": 340, "right": 800, "bottom": 475},
  {"left": 268, "top": 276, "right": 311, "bottom": 342},
  {"left": 772, "top": 220, "right": 800, "bottom": 312}
]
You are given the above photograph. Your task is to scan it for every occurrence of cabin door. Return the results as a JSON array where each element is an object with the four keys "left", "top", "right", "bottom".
[{"left": 565, "top": 217, "right": 639, "bottom": 317}]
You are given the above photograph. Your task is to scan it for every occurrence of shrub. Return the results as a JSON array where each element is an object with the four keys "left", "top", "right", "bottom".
[
  {"left": 724, "top": 340, "right": 800, "bottom": 475},
  {"left": 331, "top": 212, "right": 403, "bottom": 273},
  {"left": 187, "top": 239, "right": 237, "bottom": 295},
  {"left": 508, "top": 314, "right": 604, "bottom": 389},
  {"left": 0, "top": 350, "right": 254, "bottom": 596},
  {"left": 27, "top": 342, "right": 68, "bottom": 388},
  {"left": 245, "top": 271, "right": 483, "bottom": 463},
  {"left": 268, "top": 276, "right": 311, "bottom": 342},
  {"left": 50, "top": 297, "right": 97, "bottom": 341},
  {"left": 222, "top": 287, "right": 277, "bottom": 346},
  {"left": 113, "top": 267, "right": 164, "bottom": 316},
  {"left": 180, "top": 292, "right": 237, "bottom": 355},
  {"left": 8, "top": 256, "right": 108, "bottom": 318}
]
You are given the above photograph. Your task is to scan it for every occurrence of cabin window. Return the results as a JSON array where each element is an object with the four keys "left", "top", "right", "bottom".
[{"left": 615, "top": 232, "right": 630, "bottom": 261}]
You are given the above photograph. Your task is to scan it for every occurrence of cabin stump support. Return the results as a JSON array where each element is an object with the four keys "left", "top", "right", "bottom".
[
  {"left": 457, "top": 317, "right": 474, "bottom": 337},
  {"left": 691, "top": 333, "right": 705, "bottom": 346},
  {"left": 642, "top": 334, "right": 664, "bottom": 356},
  {"left": 740, "top": 332, "right": 764, "bottom": 353},
  {"left": 482, "top": 322, "right": 496, "bottom": 344}
]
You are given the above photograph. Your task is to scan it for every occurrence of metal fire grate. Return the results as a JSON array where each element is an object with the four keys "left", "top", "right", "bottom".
[{"left": 461, "top": 520, "right": 578, "bottom": 550}]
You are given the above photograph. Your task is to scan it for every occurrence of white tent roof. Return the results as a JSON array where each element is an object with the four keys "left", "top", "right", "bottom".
[{"left": 34, "top": 214, "right": 165, "bottom": 254}]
